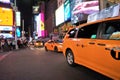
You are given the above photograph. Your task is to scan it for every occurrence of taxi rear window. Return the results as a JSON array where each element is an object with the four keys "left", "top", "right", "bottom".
[{"left": 100, "top": 19, "right": 120, "bottom": 40}]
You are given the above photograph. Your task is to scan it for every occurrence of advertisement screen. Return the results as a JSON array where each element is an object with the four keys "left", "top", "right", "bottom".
[
  {"left": 88, "top": 4, "right": 120, "bottom": 22},
  {"left": 16, "top": 27, "right": 21, "bottom": 37},
  {"left": 32, "top": 6, "right": 40, "bottom": 14},
  {"left": 0, "top": 7, "right": 13, "bottom": 26},
  {"left": 15, "top": 11, "right": 21, "bottom": 26},
  {"left": 40, "top": 13, "right": 45, "bottom": 37},
  {"left": 35, "top": 14, "right": 41, "bottom": 37},
  {"left": 64, "top": 0, "right": 71, "bottom": 21},
  {"left": 34, "top": 13, "right": 45, "bottom": 37},
  {"left": 0, "top": 0, "right": 10, "bottom": 3},
  {"left": 0, "top": 33, "right": 13, "bottom": 38},
  {"left": 0, "top": 26, "right": 12, "bottom": 31},
  {"left": 55, "top": 4, "right": 64, "bottom": 26},
  {"left": 71, "top": 0, "right": 99, "bottom": 24}
]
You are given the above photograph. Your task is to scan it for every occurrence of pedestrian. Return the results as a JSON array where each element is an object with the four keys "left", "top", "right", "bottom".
[
  {"left": 7, "top": 39, "right": 12, "bottom": 51},
  {"left": 17, "top": 39, "right": 21, "bottom": 49},
  {"left": 4, "top": 39, "right": 9, "bottom": 52},
  {"left": 12, "top": 39, "right": 16, "bottom": 49},
  {"left": 0, "top": 39, "right": 5, "bottom": 52}
]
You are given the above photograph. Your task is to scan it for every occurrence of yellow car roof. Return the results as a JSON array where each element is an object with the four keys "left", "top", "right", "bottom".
[{"left": 78, "top": 16, "right": 120, "bottom": 29}]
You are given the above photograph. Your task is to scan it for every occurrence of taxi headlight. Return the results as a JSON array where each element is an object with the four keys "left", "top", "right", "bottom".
[
  {"left": 40, "top": 43, "right": 43, "bottom": 45},
  {"left": 36, "top": 43, "right": 39, "bottom": 45}
]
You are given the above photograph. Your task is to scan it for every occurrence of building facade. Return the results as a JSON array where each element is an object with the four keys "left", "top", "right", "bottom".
[
  {"left": 44, "top": 0, "right": 57, "bottom": 37},
  {"left": 43, "top": 0, "right": 119, "bottom": 38}
]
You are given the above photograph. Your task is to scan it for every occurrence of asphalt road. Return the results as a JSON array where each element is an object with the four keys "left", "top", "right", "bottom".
[{"left": 0, "top": 47, "right": 112, "bottom": 80}]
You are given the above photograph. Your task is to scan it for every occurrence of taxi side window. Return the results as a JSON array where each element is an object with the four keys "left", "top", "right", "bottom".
[
  {"left": 77, "top": 23, "right": 99, "bottom": 38},
  {"left": 101, "top": 20, "right": 120, "bottom": 40},
  {"left": 48, "top": 40, "right": 54, "bottom": 43},
  {"left": 68, "top": 28, "right": 78, "bottom": 38}
]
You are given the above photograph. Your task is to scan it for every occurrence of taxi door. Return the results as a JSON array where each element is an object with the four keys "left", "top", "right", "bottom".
[
  {"left": 85, "top": 21, "right": 120, "bottom": 79},
  {"left": 46, "top": 40, "right": 54, "bottom": 50},
  {"left": 75, "top": 23, "right": 100, "bottom": 66}
]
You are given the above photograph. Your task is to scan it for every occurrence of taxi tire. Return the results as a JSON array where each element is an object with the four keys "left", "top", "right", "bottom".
[
  {"left": 54, "top": 47, "right": 58, "bottom": 52},
  {"left": 45, "top": 46, "right": 48, "bottom": 51},
  {"left": 66, "top": 50, "right": 76, "bottom": 67}
]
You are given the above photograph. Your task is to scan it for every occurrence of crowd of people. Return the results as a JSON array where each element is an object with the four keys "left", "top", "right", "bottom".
[{"left": 0, "top": 38, "right": 28, "bottom": 52}]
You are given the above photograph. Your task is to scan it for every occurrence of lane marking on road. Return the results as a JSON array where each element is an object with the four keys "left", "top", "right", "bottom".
[
  {"left": 29, "top": 47, "right": 45, "bottom": 50},
  {"left": 30, "top": 47, "right": 35, "bottom": 50}
]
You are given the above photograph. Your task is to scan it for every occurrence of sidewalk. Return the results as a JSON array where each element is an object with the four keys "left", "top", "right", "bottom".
[
  {"left": 0, "top": 50, "right": 14, "bottom": 61},
  {"left": 0, "top": 51, "right": 10, "bottom": 61},
  {"left": 0, "top": 47, "right": 29, "bottom": 62},
  {"left": 0, "top": 46, "right": 30, "bottom": 61}
]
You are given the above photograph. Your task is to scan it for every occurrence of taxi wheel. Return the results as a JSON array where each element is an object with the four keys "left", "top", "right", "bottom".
[
  {"left": 54, "top": 47, "right": 58, "bottom": 52},
  {"left": 45, "top": 46, "right": 48, "bottom": 51},
  {"left": 66, "top": 50, "right": 76, "bottom": 67}
]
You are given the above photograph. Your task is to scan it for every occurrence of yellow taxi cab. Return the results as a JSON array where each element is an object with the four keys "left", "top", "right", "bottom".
[
  {"left": 34, "top": 40, "right": 44, "bottom": 47},
  {"left": 44, "top": 39, "right": 63, "bottom": 52},
  {"left": 63, "top": 16, "right": 120, "bottom": 80}
]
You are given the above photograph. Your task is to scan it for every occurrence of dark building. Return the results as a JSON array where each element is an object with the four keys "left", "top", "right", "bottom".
[{"left": 44, "top": 0, "right": 57, "bottom": 37}]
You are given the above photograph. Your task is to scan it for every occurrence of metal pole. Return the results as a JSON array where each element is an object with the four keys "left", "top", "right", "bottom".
[
  {"left": 22, "top": 19, "right": 25, "bottom": 39},
  {"left": 22, "top": 19, "right": 24, "bottom": 31},
  {"left": 14, "top": 0, "right": 18, "bottom": 49},
  {"left": 29, "top": 27, "right": 31, "bottom": 37},
  {"left": 15, "top": 26, "right": 18, "bottom": 49},
  {"left": 14, "top": 0, "right": 16, "bottom": 7}
]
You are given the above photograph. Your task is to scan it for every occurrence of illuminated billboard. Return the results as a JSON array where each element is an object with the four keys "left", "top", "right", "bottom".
[
  {"left": 32, "top": 6, "right": 40, "bottom": 14},
  {"left": 34, "top": 14, "right": 40, "bottom": 37},
  {"left": 0, "top": 7, "right": 13, "bottom": 26},
  {"left": 0, "top": 0, "right": 10, "bottom": 3},
  {"left": 0, "top": 26, "right": 12, "bottom": 31},
  {"left": 34, "top": 13, "right": 45, "bottom": 37},
  {"left": 64, "top": 0, "right": 71, "bottom": 21},
  {"left": 0, "top": 33, "right": 13, "bottom": 38},
  {"left": 16, "top": 27, "right": 21, "bottom": 38},
  {"left": 88, "top": 3, "right": 120, "bottom": 22},
  {"left": 71, "top": 0, "right": 99, "bottom": 24},
  {"left": 55, "top": 4, "right": 64, "bottom": 26},
  {"left": 40, "top": 13, "right": 45, "bottom": 37},
  {"left": 15, "top": 11, "right": 21, "bottom": 26}
]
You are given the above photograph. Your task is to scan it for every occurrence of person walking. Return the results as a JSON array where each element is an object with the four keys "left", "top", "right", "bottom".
[
  {"left": 12, "top": 39, "right": 16, "bottom": 50},
  {"left": 4, "top": 39, "right": 9, "bottom": 52},
  {"left": 7, "top": 39, "right": 12, "bottom": 51},
  {"left": 0, "top": 39, "right": 5, "bottom": 52}
]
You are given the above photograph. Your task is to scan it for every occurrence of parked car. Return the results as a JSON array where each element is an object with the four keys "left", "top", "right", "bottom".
[
  {"left": 44, "top": 39, "right": 63, "bottom": 52},
  {"left": 34, "top": 40, "right": 44, "bottom": 47},
  {"left": 63, "top": 16, "right": 120, "bottom": 80}
]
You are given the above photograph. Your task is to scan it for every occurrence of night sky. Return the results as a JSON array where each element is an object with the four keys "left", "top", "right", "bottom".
[{"left": 16, "top": 0, "right": 33, "bottom": 31}]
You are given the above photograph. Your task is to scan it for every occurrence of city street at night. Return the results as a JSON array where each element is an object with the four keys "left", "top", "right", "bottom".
[
  {"left": 0, "top": 0, "right": 120, "bottom": 80},
  {"left": 0, "top": 47, "right": 111, "bottom": 80}
]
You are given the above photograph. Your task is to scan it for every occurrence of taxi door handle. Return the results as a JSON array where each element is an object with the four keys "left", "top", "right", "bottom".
[
  {"left": 76, "top": 44, "right": 80, "bottom": 46},
  {"left": 105, "top": 47, "right": 111, "bottom": 51},
  {"left": 76, "top": 44, "right": 85, "bottom": 48},
  {"left": 81, "top": 44, "right": 84, "bottom": 48},
  {"left": 97, "top": 43, "right": 106, "bottom": 46},
  {"left": 89, "top": 42, "right": 95, "bottom": 45}
]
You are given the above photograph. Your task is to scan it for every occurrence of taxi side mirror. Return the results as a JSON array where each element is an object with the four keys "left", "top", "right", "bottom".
[{"left": 65, "top": 34, "right": 70, "bottom": 38}]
